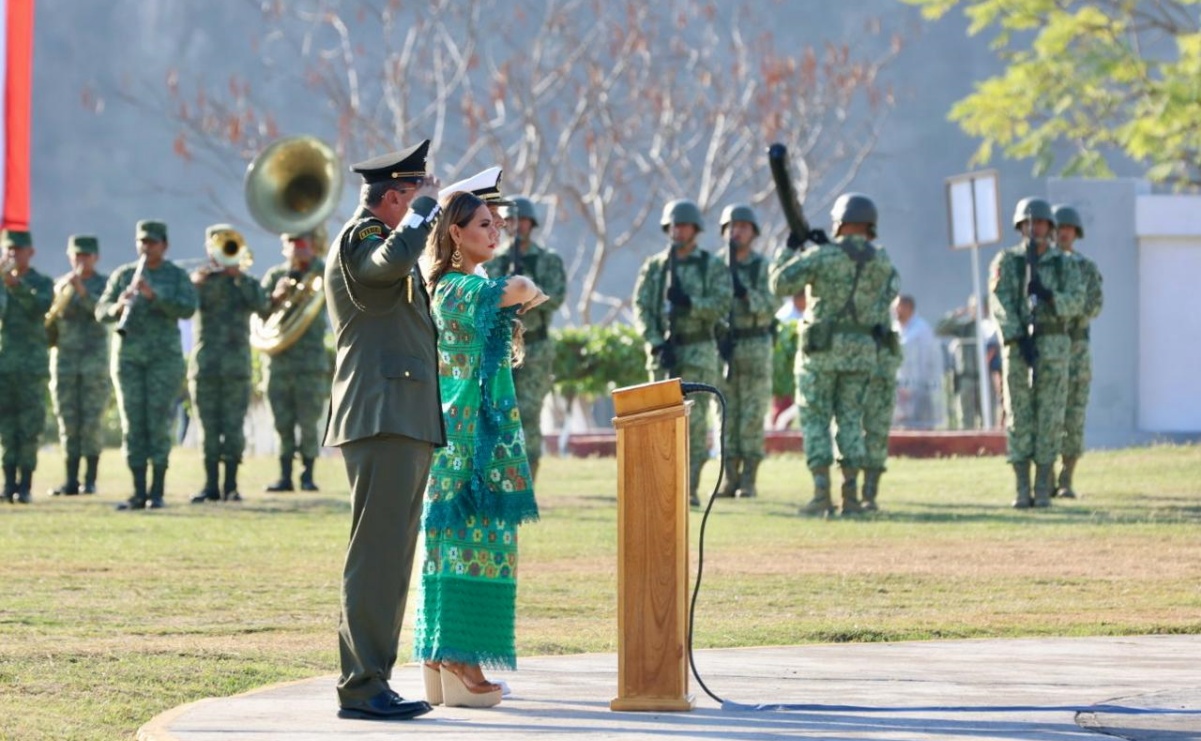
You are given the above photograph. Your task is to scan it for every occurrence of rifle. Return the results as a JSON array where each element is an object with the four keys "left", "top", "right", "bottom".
[
  {"left": 656, "top": 241, "right": 683, "bottom": 376},
  {"left": 1018, "top": 212, "right": 1040, "bottom": 369},
  {"left": 767, "top": 143, "right": 827, "bottom": 249},
  {"left": 719, "top": 237, "right": 740, "bottom": 381}
]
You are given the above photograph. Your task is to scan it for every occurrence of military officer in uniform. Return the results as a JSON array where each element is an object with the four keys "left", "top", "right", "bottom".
[
  {"left": 988, "top": 197, "right": 1083, "bottom": 508},
  {"left": 261, "top": 230, "right": 329, "bottom": 492},
  {"left": 770, "top": 194, "right": 898, "bottom": 517},
  {"left": 486, "top": 195, "right": 566, "bottom": 481},
  {"left": 96, "top": 220, "right": 198, "bottom": 510},
  {"left": 325, "top": 141, "right": 441, "bottom": 722},
  {"left": 633, "top": 199, "right": 733, "bottom": 507},
  {"left": 48, "top": 235, "right": 111, "bottom": 496},
  {"left": 714, "top": 204, "right": 775, "bottom": 499},
  {"left": 1052, "top": 204, "right": 1102, "bottom": 499},
  {"left": 188, "top": 225, "right": 269, "bottom": 503},
  {"left": 0, "top": 230, "right": 54, "bottom": 503}
]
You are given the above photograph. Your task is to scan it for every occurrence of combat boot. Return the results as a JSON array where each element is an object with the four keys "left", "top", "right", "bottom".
[
  {"left": 1033, "top": 464, "right": 1053, "bottom": 508},
  {"left": 861, "top": 468, "right": 884, "bottom": 512},
  {"left": 3, "top": 463, "right": 17, "bottom": 503},
  {"left": 1011, "top": 462, "right": 1033, "bottom": 509},
  {"left": 192, "top": 459, "right": 221, "bottom": 503},
  {"left": 223, "top": 461, "right": 242, "bottom": 502},
  {"left": 52, "top": 455, "right": 81, "bottom": 496},
  {"left": 839, "top": 466, "right": 864, "bottom": 516},
  {"left": 15, "top": 467, "right": 33, "bottom": 504},
  {"left": 83, "top": 455, "right": 99, "bottom": 494},
  {"left": 116, "top": 466, "right": 148, "bottom": 511},
  {"left": 1056, "top": 456, "right": 1078, "bottom": 499},
  {"left": 147, "top": 464, "right": 167, "bottom": 509},
  {"left": 265, "top": 456, "right": 294, "bottom": 492},
  {"left": 737, "top": 457, "right": 760, "bottom": 498},
  {"left": 799, "top": 467, "right": 835, "bottom": 517},
  {"left": 716, "top": 458, "right": 741, "bottom": 498},
  {"left": 299, "top": 456, "right": 319, "bottom": 492}
]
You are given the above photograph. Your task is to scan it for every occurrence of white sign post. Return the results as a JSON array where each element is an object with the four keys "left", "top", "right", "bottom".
[{"left": 945, "top": 170, "right": 1001, "bottom": 430}]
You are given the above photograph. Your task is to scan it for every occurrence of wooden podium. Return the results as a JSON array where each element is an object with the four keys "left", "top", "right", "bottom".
[{"left": 609, "top": 379, "right": 695, "bottom": 712}]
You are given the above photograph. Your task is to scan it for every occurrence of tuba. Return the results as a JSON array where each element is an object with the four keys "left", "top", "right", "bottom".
[{"left": 245, "top": 135, "right": 342, "bottom": 356}]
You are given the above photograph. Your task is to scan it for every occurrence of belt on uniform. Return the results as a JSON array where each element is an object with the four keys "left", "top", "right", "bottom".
[
  {"left": 1034, "top": 320, "right": 1067, "bottom": 336},
  {"left": 731, "top": 326, "right": 773, "bottom": 340},
  {"left": 672, "top": 328, "right": 714, "bottom": 346},
  {"left": 1069, "top": 326, "right": 1090, "bottom": 342},
  {"left": 524, "top": 326, "right": 549, "bottom": 343},
  {"left": 832, "top": 322, "right": 875, "bottom": 337}
]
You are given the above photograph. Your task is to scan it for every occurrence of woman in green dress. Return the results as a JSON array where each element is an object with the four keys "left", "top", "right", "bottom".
[{"left": 414, "top": 191, "right": 548, "bottom": 708}]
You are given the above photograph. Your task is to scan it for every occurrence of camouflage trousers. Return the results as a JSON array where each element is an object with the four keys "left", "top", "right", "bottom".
[
  {"left": 0, "top": 373, "right": 48, "bottom": 469},
  {"left": 651, "top": 342, "right": 720, "bottom": 485},
  {"left": 717, "top": 337, "right": 772, "bottom": 460},
  {"left": 266, "top": 371, "right": 328, "bottom": 460},
  {"left": 953, "top": 376, "right": 981, "bottom": 430},
  {"left": 862, "top": 371, "right": 897, "bottom": 470},
  {"left": 797, "top": 367, "right": 868, "bottom": 471},
  {"left": 1061, "top": 339, "right": 1091, "bottom": 458},
  {"left": 1001, "top": 336, "right": 1070, "bottom": 465},
  {"left": 190, "top": 375, "right": 252, "bottom": 464},
  {"left": 113, "top": 355, "right": 185, "bottom": 468},
  {"left": 512, "top": 339, "right": 555, "bottom": 465},
  {"left": 51, "top": 369, "right": 112, "bottom": 458}
]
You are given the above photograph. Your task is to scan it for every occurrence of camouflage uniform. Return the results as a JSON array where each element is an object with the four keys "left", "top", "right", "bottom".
[
  {"left": 633, "top": 243, "right": 733, "bottom": 503},
  {"left": 188, "top": 266, "right": 269, "bottom": 502},
  {"left": 860, "top": 247, "right": 902, "bottom": 510},
  {"left": 96, "top": 247, "right": 198, "bottom": 507},
  {"left": 935, "top": 309, "right": 983, "bottom": 430},
  {"left": 49, "top": 268, "right": 111, "bottom": 495},
  {"left": 0, "top": 260, "right": 53, "bottom": 503},
  {"left": 486, "top": 239, "right": 566, "bottom": 478},
  {"left": 770, "top": 234, "right": 898, "bottom": 516},
  {"left": 1058, "top": 245, "right": 1103, "bottom": 497},
  {"left": 772, "top": 318, "right": 799, "bottom": 416},
  {"left": 989, "top": 240, "right": 1083, "bottom": 507},
  {"left": 260, "top": 258, "right": 329, "bottom": 490}
]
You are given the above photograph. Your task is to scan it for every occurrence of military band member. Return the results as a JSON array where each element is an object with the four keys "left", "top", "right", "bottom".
[
  {"left": 633, "top": 199, "right": 733, "bottom": 507},
  {"left": 486, "top": 195, "right": 566, "bottom": 481},
  {"left": 261, "top": 230, "right": 329, "bottom": 492},
  {"left": 988, "top": 198, "right": 1083, "bottom": 509},
  {"left": 770, "top": 194, "right": 898, "bottom": 517},
  {"left": 96, "top": 220, "right": 198, "bottom": 510},
  {"left": 0, "top": 230, "right": 54, "bottom": 503},
  {"left": 714, "top": 204, "right": 775, "bottom": 499},
  {"left": 188, "top": 225, "right": 269, "bottom": 503},
  {"left": 326, "top": 141, "right": 441, "bottom": 721},
  {"left": 1052, "top": 204, "right": 1102, "bottom": 499},
  {"left": 48, "top": 235, "right": 111, "bottom": 496}
]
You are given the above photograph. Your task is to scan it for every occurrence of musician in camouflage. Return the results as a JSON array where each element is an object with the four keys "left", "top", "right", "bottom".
[
  {"left": 48, "top": 235, "right": 111, "bottom": 496},
  {"left": 0, "top": 230, "right": 54, "bottom": 503},
  {"left": 633, "top": 199, "right": 733, "bottom": 506},
  {"left": 486, "top": 196, "right": 566, "bottom": 481},
  {"left": 770, "top": 193, "right": 898, "bottom": 517},
  {"left": 988, "top": 198, "right": 1084, "bottom": 509},
  {"left": 714, "top": 204, "right": 775, "bottom": 499},
  {"left": 96, "top": 220, "right": 198, "bottom": 510},
  {"left": 1051, "top": 204, "right": 1102, "bottom": 499}
]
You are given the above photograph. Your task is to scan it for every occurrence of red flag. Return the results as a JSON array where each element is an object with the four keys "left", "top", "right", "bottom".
[{"left": 2, "top": 0, "right": 34, "bottom": 230}]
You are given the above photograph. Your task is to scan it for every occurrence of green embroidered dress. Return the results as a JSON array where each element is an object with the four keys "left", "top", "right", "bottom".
[{"left": 413, "top": 272, "right": 539, "bottom": 669}]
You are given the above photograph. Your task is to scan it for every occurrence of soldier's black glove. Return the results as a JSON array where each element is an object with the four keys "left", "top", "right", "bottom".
[
  {"left": 666, "top": 281, "right": 692, "bottom": 308},
  {"left": 653, "top": 342, "right": 678, "bottom": 371},
  {"left": 807, "top": 228, "right": 830, "bottom": 245},
  {"left": 733, "top": 279, "right": 748, "bottom": 300},
  {"left": 1027, "top": 277, "right": 1053, "bottom": 303},
  {"left": 786, "top": 231, "right": 806, "bottom": 250},
  {"left": 1017, "top": 334, "right": 1038, "bottom": 367}
]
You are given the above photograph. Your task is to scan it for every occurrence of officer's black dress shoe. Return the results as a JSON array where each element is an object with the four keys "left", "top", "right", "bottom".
[{"left": 337, "top": 690, "right": 432, "bottom": 721}]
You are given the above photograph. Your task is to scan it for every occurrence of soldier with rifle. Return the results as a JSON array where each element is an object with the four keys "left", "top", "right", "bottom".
[
  {"left": 988, "top": 197, "right": 1083, "bottom": 509},
  {"left": 714, "top": 204, "right": 775, "bottom": 499},
  {"left": 633, "top": 199, "right": 732, "bottom": 507}
]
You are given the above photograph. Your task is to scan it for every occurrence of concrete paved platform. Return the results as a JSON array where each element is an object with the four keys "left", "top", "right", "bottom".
[{"left": 140, "top": 635, "right": 1201, "bottom": 740}]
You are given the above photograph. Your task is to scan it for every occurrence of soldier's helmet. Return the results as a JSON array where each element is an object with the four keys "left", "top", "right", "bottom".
[
  {"left": 719, "top": 204, "right": 761, "bottom": 236},
  {"left": 509, "top": 196, "right": 539, "bottom": 228},
  {"left": 1011, "top": 197, "right": 1055, "bottom": 229},
  {"left": 831, "top": 193, "right": 878, "bottom": 237},
  {"left": 1052, "top": 204, "right": 1083, "bottom": 238},
  {"left": 660, "top": 199, "right": 705, "bottom": 233}
]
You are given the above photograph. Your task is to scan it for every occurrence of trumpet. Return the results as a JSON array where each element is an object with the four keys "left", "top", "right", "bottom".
[
  {"left": 0, "top": 254, "right": 16, "bottom": 280},
  {"left": 115, "top": 255, "right": 147, "bottom": 337},
  {"left": 45, "top": 271, "right": 79, "bottom": 330}
]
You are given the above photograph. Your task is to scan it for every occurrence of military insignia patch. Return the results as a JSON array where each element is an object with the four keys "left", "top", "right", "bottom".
[{"left": 357, "top": 225, "right": 383, "bottom": 240}]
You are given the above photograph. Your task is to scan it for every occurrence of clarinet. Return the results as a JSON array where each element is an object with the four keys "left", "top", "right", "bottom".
[{"left": 115, "top": 255, "right": 147, "bottom": 337}]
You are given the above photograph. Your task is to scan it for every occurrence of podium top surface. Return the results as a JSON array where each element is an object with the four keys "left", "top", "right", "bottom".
[{"left": 612, "top": 378, "right": 684, "bottom": 417}]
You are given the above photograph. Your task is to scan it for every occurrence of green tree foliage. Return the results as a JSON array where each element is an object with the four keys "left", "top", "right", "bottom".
[
  {"left": 909, "top": 0, "right": 1201, "bottom": 186},
  {"left": 551, "top": 324, "right": 646, "bottom": 402}
]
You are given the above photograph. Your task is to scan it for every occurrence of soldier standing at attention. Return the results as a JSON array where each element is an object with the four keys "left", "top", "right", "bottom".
[
  {"left": 1051, "top": 204, "right": 1102, "bottom": 499},
  {"left": 633, "top": 199, "right": 733, "bottom": 507},
  {"left": 325, "top": 141, "right": 442, "bottom": 721},
  {"left": 486, "top": 196, "right": 566, "bottom": 482},
  {"left": 188, "top": 225, "right": 269, "bottom": 503},
  {"left": 770, "top": 194, "right": 898, "bottom": 517},
  {"left": 714, "top": 204, "right": 775, "bottom": 499},
  {"left": 96, "top": 220, "right": 198, "bottom": 510},
  {"left": 935, "top": 295, "right": 985, "bottom": 430},
  {"left": 261, "top": 231, "right": 329, "bottom": 492},
  {"left": 989, "top": 198, "right": 1083, "bottom": 509},
  {"left": 0, "top": 230, "right": 54, "bottom": 503},
  {"left": 48, "top": 235, "right": 111, "bottom": 496}
]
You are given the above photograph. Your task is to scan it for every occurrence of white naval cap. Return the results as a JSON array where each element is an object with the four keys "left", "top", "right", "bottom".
[{"left": 438, "top": 166, "right": 511, "bottom": 205}]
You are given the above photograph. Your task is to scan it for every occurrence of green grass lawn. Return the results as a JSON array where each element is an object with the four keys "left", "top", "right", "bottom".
[{"left": 1, "top": 444, "right": 1199, "bottom": 739}]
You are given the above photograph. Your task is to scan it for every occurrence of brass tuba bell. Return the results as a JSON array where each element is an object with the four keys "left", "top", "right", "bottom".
[{"left": 245, "top": 136, "right": 342, "bottom": 356}]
